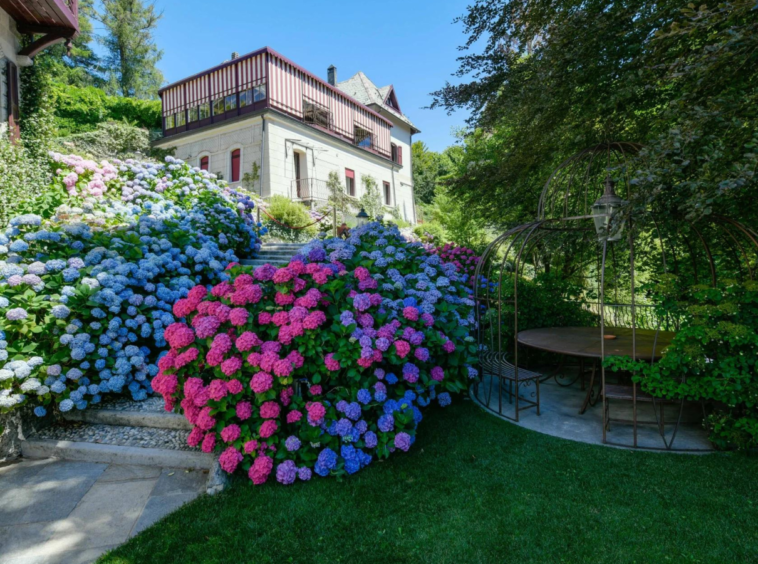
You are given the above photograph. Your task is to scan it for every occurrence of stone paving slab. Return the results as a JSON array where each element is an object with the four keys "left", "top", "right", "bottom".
[{"left": 0, "top": 459, "right": 207, "bottom": 564}]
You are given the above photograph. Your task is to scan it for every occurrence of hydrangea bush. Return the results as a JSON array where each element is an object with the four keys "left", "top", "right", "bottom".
[
  {"left": 153, "top": 221, "right": 478, "bottom": 484},
  {"left": 431, "top": 243, "right": 481, "bottom": 284},
  {"left": 0, "top": 154, "right": 264, "bottom": 416}
]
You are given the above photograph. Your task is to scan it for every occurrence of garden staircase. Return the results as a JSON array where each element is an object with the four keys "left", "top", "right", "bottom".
[
  {"left": 20, "top": 396, "right": 228, "bottom": 493},
  {"left": 240, "top": 242, "right": 306, "bottom": 268}
]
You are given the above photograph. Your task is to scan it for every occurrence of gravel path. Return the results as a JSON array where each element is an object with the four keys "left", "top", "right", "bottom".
[
  {"left": 34, "top": 422, "right": 193, "bottom": 451},
  {"left": 88, "top": 395, "right": 167, "bottom": 413}
]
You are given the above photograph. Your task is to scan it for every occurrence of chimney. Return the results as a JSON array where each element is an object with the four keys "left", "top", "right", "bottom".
[
  {"left": 327, "top": 65, "right": 337, "bottom": 86},
  {"left": 231, "top": 52, "right": 240, "bottom": 60}
]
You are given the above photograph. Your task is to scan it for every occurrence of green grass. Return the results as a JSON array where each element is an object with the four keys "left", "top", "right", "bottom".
[{"left": 99, "top": 401, "right": 758, "bottom": 564}]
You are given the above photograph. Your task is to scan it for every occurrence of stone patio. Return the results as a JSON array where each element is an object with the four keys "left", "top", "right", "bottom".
[
  {"left": 472, "top": 375, "right": 713, "bottom": 451},
  {"left": 0, "top": 458, "right": 208, "bottom": 564}
]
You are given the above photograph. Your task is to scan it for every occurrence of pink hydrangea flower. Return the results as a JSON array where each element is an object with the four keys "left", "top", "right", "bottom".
[
  {"left": 196, "top": 406, "right": 216, "bottom": 430},
  {"left": 249, "top": 455, "right": 273, "bottom": 485},
  {"left": 394, "top": 340, "right": 411, "bottom": 358},
  {"left": 227, "top": 379, "right": 243, "bottom": 394},
  {"left": 187, "top": 426, "right": 204, "bottom": 447},
  {"left": 272, "top": 267, "right": 295, "bottom": 284},
  {"left": 259, "top": 420, "right": 278, "bottom": 438},
  {"left": 431, "top": 366, "right": 445, "bottom": 381},
  {"left": 402, "top": 307, "right": 419, "bottom": 321},
  {"left": 286, "top": 350, "right": 304, "bottom": 369},
  {"left": 247, "top": 352, "right": 262, "bottom": 367},
  {"left": 229, "top": 308, "right": 249, "bottom": 326},
  {"left": 208, "top": 379, "right": 228, "bottom": 401},
  {"left": 273, "top": 359, "right": 293, "bottom": 377},
  {"left": 201, "top": 432, "right": 216, "bottom": 453},
  {"left": 236, "top": 401, "right": 253, "bottom": 420},
  {"left": 194, "top": 315, "right": 221, "bottom": 339},
  {"left": 306, "top": 402, "right": 326, "bottom": 425},
  {"left": 244, "top": 440, "right": 259, "bottom": 454},
  {"left": 221, "top": 356, "right": 243, "bottom": 376},
  {"left": 236, "top": 331, "right": 262, "bottom": 352},
  {"left": 218, "top": 446, "right": 243, "bottom": 473},
  {"left": 164, "top": 323, "right": 196, "bottom": 349},
  {"left": 259, "top": 401, "right": 281, "bottom": 419},
  {"left": 324, "top": 353, "right": 340, "bottom": 371},
  {"left": 310, "top": 385, "right": 322, "bottom": 396},
  {"left": 205, "top": 347, "right": 225, "bottom": 367},
  {"left": 286, "top": 410, "right": 303, "bottom": 424},
  {"left": 221, "top": 424, "right": 241, "bottom": 443},
  {"left": 250, "top": 371, "right": 273, "bottom": 394},
  {"left": 443, "top": 340, "right": 456, "bottom": 353},
  {"left": 303, "top": 311, "right": 326, "bottom": 329},
  {"left": 175, "top": 347, "right": 199, "bottom": 368},
  {"left": 258, "top": 312, "right": 273, "bottom": 325}
]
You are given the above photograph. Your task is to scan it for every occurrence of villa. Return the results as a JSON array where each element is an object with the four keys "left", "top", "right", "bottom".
[{"left": 153, "top": 47, "right": 419, "bottom": 224}]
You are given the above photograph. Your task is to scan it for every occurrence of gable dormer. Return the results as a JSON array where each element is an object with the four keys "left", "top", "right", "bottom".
[{"left": 383, "top": 86, "right": 401, "bottom": 113}]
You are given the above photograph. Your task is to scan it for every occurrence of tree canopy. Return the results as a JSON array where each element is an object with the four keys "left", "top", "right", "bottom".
[{"left": 431, "top": 0, "right": 758, "bottom": 230}]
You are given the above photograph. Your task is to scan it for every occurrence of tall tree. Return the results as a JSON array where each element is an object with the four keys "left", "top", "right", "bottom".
[
  {"left": 96, "top": 0, "right": 164, "bottom": 99},
  {"left": 431, "top": 0, "right": 758, "bottom": 229},
  {"left": 42, "top": 0, "right": 101, "bottom": 87}
]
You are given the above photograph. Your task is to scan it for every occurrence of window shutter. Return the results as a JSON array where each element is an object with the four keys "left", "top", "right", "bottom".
[
  {"left": 200, "top": 156, "right": 209, "bottom": 171},
  {"left": 231, "top": 149, "right": 241, "bottom": 182},
  {"left": 6, "top": 61, "right": 20, "bottom": 142},
  {"left": 397, "top": 146, "right": 403, "bottom": 166}
]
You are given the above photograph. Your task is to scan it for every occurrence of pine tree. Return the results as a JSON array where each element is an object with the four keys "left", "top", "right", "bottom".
[
  {"left": 42, "top": 0, "right": 101, "bottom": 87},
  {"left": 96, "top": 0, "right": 164, "bottom": 99}
]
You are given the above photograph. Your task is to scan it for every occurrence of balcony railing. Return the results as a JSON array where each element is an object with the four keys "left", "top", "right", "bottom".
[{"left": 291, "top": 178, "right": 331, "bottom": 203}]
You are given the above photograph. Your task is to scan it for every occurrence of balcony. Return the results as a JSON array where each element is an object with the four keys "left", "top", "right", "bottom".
[{"left": 2, "top": 0, "right": 80, "bottom": 57}]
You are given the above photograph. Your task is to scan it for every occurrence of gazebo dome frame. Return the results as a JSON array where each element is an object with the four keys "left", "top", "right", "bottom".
[{"left": 472, "top": 142, "right": 758, "bottom": 450}]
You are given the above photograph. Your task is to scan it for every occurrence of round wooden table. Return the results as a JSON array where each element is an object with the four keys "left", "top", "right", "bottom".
[{"left": 517, "top": 327, "right": 676, "bottom": 413}]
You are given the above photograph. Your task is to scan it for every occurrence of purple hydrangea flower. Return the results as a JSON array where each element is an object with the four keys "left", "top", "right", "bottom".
[
  {"left": 285, "top": 436, "right": 301, "bottom": 452},
  {"left": 364, "top": 431, "right": 378, "bottom": 448},
  {"left": 378, "top": 414, "right": 394, "bottom": 432},
  {"left": 276, "top": 460, "right": 297, "bottom": 485},
  {"left": 394, "top": 432, "right": 412, "bottom": 452},
  {"left": 298, "top": 466, "right": 312, "bottom": 481}
]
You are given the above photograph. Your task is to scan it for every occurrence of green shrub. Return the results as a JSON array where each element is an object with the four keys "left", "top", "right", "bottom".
[
  {"left": 51, "top": 83, "right": 161, "bottom": 136},
  {"left": 606, "top": 279, "right": 758, "bottom": 450},
  {"left": 262, "top": 196, "right": 318, "bottom": 243},
  {"left": 0, "top": 133, "right": 52, "bottom": 226},
  {"left": 413, "top": 221, "right": 446, "bottom": 244},
  {"left": 53, "top": 120, "right": 172, "bottom": 161}
]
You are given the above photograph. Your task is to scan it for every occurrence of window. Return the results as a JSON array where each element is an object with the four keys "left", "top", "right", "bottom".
[
  {"left": 200, "top": 156, "right": 209, "bottom": 171},
  {"left": 175, "top": 111, "right": 186, "bottom": 127},
  {"left": 188, "top": 106, "right": 199, "bottom": 123},
  {"left": 345, "top": 169, "right": 355, "bottom": 197},
  {"left": 383, "top": 181, "right": 392, "bottom": 205},
  {"left": 391, "top": 143, "right": 398, "bottom": 163},
  {"left": 303, "top": 98, "right": 330, "bottom": 128},
  {"left": 165, "top": 114, "right": 175, "bottom": 129},
  {"left": 397, "top": 145, "right": 403, "bottom": 166},
  {"left": 354, "top": 125, "right": 372, "bottom": 149},
  {"left": 198, "top": 102, "right": 210, "bottom": 120},
  {"left": 213, "top": 98, "right": 225, "bottom": 116},
  {"left": 254, "top": 83, "right": 267, "bottom": 102},
  {"left": 225, "top": 94, "right": 237, "bottom": 112},
  {"left": 240, "top": 89, "right": 253, "bottom": 108},
  {"left": 231, "top": 149, "right": 241, "bottom": 182}
]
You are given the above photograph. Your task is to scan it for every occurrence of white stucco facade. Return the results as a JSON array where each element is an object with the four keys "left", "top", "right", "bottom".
[{"left": 162, "top": 110, "right": 417, "bottom": 224}]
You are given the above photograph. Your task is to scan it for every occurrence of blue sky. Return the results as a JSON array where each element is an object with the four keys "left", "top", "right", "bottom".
[{"left": 142, "top": 0, "right": 473, "bottom": 152}]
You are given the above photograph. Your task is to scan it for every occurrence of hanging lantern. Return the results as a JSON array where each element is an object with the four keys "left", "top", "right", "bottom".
[
  {"left": 591, "top": 176, "right": 628, "bottom": 242},
  {"left": 356, "top": 208, "right": 369, "bottom": 227}
]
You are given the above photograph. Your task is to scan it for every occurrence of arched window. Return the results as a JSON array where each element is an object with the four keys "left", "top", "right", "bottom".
[
  {"left": 231, "top": 149, "right": 241, "bottom": 182},
  {"left": 200, "top": 156, "right": 209, "bottom": 171}
]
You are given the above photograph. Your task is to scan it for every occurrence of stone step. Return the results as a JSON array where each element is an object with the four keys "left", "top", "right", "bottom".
[
  {"left": 240, "top": 259, "right": 288, "bottom": 267},
  {"left": 22, "top": 422, "right": 213, "bottom": 470},
  {"left": 63, "top": 396, "right": 191, "bottom": 430},
  {"left": 256, "top": 252, "right": 300, "bottom": 259}
]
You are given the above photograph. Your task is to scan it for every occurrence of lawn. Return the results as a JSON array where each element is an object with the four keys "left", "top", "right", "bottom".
[{"left": 99, "top": 400, "right": 758, "bottom": 564}]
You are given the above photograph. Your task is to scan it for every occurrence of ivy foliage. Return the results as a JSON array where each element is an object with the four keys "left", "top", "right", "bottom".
[
  {"left": 606, "top": 278, "right": 758, "bottom": 450},
  {"left": 51, "top": 83, "right": 161, "bottom": 136}
]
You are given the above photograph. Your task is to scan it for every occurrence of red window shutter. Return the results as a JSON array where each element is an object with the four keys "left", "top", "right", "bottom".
[
  {"left": 397, "top": 146, "right": 403, "bottom": 166},
  {"left": 200, "top": 156, "right": 209, "bottom": 171},
  {"left": 231, "top": 149, "right": 241, "bottom": 182},
  {"left": 345, "top": 168, "right": 355, "bottom": 179}
]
